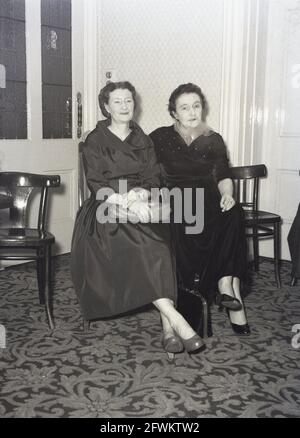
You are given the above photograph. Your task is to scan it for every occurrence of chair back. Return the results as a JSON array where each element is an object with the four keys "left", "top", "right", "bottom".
[
  {"left": 78, "top": 141, "right": 88, "bottom": 208},
  {"left": 0, "top": 172, "right": 60, "bottom": 230},
  {"left": 230, "top": 164, "right": 267, "bottom": 211}
]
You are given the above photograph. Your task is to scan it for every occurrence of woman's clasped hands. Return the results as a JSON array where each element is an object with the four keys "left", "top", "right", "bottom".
[
  {"left": 106, "top": 188, "right": 170, "bottom": 223},
  {"left": 106, "top": 188, "right": 152, "bottom": 222},
  {"left": 126, "top": 188, "right": 151, "bottom": 222}
]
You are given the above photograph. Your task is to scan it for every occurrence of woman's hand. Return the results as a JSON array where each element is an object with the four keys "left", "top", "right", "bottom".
[
  {"left": 220, "top": 194, "right": 236, "bottom": 212},
  {"left": 106, "top": 193, "right": 126, "bottom": 206},
  {"left": 129, "top": 188, "right": 150, "bottom": 203},
  {"left": 107, "top": 203, "right": 130, "bottom": 221},
  {"left": 128, "top": 200, "right": 152, "bottom": 222}
]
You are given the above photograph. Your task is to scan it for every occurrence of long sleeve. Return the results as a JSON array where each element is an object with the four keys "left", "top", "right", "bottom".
[
  {"left": 212, "top": 134, "right": 232, "bottom": 183},
  {"left": 82, "top": 131, "right": 115, "bottom": 197}
]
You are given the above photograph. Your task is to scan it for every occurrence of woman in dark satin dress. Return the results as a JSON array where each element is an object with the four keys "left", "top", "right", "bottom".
[
  {"left": 150, "top": 83, "right": 250, "bottom": 337},
  {"left": 71, "top": 81, "right": 205, "bottom": 357}
]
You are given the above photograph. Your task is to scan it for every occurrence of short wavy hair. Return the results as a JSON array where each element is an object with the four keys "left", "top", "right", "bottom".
[
  {"left": 168, "top": 83, "right": 207, "bottom": 119},
  {"left": 98, "top": 81, "right": 137, "bottom": 119}
]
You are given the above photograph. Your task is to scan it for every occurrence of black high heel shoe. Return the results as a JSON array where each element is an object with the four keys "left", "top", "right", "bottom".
[
  {"left": 226, "top": 309, "right": 251, "bottom": 336},
  {"left": 230, "top": 322, "right": 251, "bottom": 336},
  {"left": 216, "top": 292, "right": 242, "bottom": 311}
]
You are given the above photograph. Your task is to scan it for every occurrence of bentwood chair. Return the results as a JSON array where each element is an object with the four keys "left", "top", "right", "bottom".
[
  {"left": 178, "top": 274, "right": 209, "bottom": 339},
  {"left": 231, "top": 164, "right": 281, "bottom": 287},
  {"left": 0, "top": 172, "right": 61, "bottom": 329}
]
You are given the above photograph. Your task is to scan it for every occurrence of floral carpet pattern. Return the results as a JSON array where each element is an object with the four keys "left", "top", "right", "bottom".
[{"left": 0, "top": 255, "right": 300, "bottom": 418}]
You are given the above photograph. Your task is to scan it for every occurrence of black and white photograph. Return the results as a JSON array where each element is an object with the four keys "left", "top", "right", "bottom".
[{"left": 0, "top": 0, "right": 300, "bottom": 421}]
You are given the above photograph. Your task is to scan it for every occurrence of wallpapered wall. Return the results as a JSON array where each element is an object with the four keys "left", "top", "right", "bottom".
[{"left": 98, "top": 0, "right": 224, "bottom": 134}]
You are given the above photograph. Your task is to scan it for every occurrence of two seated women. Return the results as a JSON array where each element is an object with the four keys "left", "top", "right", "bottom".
[{"left": 71, "top": 81, "right": 250, "bottom": 360}]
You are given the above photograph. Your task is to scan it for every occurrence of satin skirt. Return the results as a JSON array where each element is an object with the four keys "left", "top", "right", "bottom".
[
  {"left": 173, "top": 204, "right": 247, "bottom": 335},
  {"left": 71, "top": 198, "right": 177, "bottom": 320},
  {"left": 174, "top": 204, "right": 247, "bottom": 301}
]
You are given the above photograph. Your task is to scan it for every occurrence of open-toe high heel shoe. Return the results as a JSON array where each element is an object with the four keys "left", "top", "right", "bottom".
[
  {"left": 180, "top": 334, "right": 206, "bottom": 355},
  {"left": 162, "top": 334, "right": 184, "bottom": 359},
  {"left": 216, "top": 293, "right": 242, "bottom": 311}
]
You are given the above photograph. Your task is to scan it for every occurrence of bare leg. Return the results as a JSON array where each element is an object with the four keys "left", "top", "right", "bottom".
[{"left": 228, "top": 277, "right": 247, "bottom": 325}]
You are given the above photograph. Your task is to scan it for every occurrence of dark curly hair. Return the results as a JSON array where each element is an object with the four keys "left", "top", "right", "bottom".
[
  {"left": 168, "top": 83, "right": 207, "bottom": 119},
  {"left": 98, "top": 81, "right": 137, "bottom": 119}
]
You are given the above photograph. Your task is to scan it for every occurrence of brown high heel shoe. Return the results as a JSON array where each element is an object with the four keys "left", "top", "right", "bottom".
[
  {"left": 180, "top": 334, "right": 206, "bottom": 354},
  {"left": 162, "top": 334, "right": 184, "bottom": 359}
]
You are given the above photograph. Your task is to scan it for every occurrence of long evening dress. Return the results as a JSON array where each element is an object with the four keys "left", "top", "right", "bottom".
[
  {"left": 71, "top": 120, "right": 176, "bottom": 320},
  {"left": 150, "top": 126, "right": 247, "bottom": 336}
]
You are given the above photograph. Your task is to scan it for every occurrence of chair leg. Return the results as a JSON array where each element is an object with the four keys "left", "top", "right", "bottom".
[
  {"left": 37, "top": 249, "right": 46, "bottom": 305},
  {"left": 44, "top": 245, "right": 55, "bottom": 329},
  {"left": 291, "top": 277, "right": 297, "bottom": 287},
  {"left": 83, "top": 319, "right": 90, "bottom": 332},
  {"left": 193, "top": 273, "right": 208, "bottom": 338},
  {"left": 252, "top": 226, "right": 259, "bottom": 271},
  {"left": 274, "top": 222, "right": 281, "bottom": 288},
  {"left": 198, "top": 294, "right": 208, "bottom": 339}
]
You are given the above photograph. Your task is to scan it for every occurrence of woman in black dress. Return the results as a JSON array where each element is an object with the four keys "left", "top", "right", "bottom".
[
  {"left": 150, "top": 83, "right": 250, "bottom": 336},
  {"left": 71, "top": 81, "right": 204, "bottom": 357}
]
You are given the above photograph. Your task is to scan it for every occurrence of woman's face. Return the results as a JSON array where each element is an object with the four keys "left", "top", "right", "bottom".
[
  {"left": 105, "top": 88, "right": 135, "bottom": 124},
  {"left": 173, "top": 92, "right": 203, "bottom": 128}
]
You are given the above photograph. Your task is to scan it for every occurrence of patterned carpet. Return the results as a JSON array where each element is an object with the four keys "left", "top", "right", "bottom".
[{"left": 0, "top": 254, "right": 300, "bottom": 418}]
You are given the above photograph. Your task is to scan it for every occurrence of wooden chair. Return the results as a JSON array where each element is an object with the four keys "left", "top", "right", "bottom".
[
  {"left": 178, "top": 274, "right": 209, "bottom": 339},
  {"left": 231, "top": 164, "right": 281, "bottom": 287},
  {"left": 0, "top": 172, "right": 60, "bottom": 328}
]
